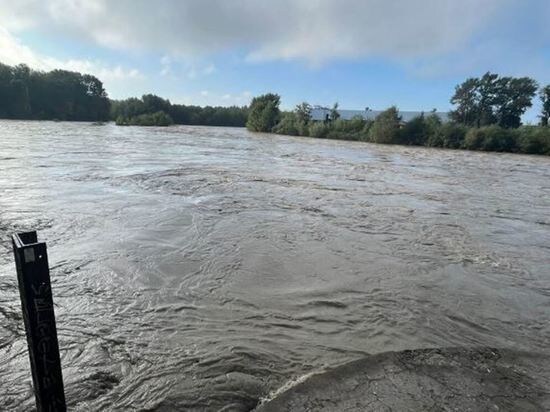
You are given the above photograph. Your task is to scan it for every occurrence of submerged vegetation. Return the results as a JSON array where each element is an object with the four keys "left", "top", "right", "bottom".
[
  {"left": 115, "top": 111, "right": 173, "bottom": 126},
  {"left": 111, "top": 94, "right": 248, "bottom": 127},
  {"left": 245, "top": 93, "right": 281, "bottom": 132},
  {"left": 265, "top": 105, "right": 550, "bottom": 155},
  {"left": 247, "top": 72, "right": 550, "bottom": 156}
]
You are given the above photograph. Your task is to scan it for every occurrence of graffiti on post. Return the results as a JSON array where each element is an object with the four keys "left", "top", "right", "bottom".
[{"left": 13, "top": 232, "right": 66, "bottom": 412}]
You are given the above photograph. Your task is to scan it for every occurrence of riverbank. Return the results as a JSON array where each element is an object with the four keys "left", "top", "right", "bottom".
[
  {"left": 245, "top": 90, "right": 550, "bottom": 156},
  {"left": 271, "top": 112, "right": 550, "bottom": 156}
]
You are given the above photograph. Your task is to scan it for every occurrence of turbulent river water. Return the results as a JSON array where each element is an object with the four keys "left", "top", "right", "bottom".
[{"left": 0, "top": 121, "right": 549, "bottom": 411}]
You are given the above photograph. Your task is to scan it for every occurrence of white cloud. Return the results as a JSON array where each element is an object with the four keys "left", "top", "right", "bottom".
[
  {"left": 0, "top": 0, "right": 524, "bottom": 65},
  {"left": 50, "top": 59, "right": 144, "bottom": 81},
  {"left": 0, "top": 26, "right": 144, "bottom": 88},
  {"left": 160, "top": 55, "right": 172, "bottom": 76},
  {"left": 186, "top": 67, "right": 197, "bottom": 79},
  {"left": 159, "top": 55, "right": 215, "bottom": 80},
  {"left": 0, "top": 26, "right": 44, "bottom": 68},
  {"left": 185, "top": 63, "right": 216, "bottom": 79},
  {"left": 202, "top": 64, "right": 216, "bottom": 75}
]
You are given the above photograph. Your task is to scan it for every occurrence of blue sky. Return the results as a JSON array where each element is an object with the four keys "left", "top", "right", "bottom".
[{"left": 0, "top": 0, "right": 549, "bottom": 121}]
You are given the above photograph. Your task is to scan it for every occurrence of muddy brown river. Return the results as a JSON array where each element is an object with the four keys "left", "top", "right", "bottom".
[{"left": 0, "top": 121, "right": 549, "bottom": 411}]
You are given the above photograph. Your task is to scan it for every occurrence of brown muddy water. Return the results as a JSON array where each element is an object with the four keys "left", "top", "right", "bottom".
[{"left": 0, "top": 121, "right": 549, "bottom": 411}]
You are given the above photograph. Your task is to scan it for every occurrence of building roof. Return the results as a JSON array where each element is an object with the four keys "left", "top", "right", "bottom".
[{"left": 310, "top": 107, "right": 450, "bottom": 123}]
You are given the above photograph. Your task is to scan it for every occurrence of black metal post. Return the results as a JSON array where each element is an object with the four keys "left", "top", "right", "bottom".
[{"left": 12, "top": 231, "right": 66, "bottom": 412}]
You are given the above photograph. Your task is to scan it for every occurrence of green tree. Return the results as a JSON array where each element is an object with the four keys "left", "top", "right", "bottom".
[
  {"left": 464, "top": 125, "right": 519, "bottom": 152},
  {"left": 7, "top": 64, "right": 32, "bottom": 118},
  {"left": 9, "top": 79, "right": 31, "bottom": 118},
  {"left": 308, "top": 121, "right": 330, "bottom": 138},
  {"left": 142, "top": 94, "right": 171, "bottom": 114},
  {"left": 450, "top": 72, "right": 537, "bottom": 128},
  {"left": 0, "top": 62, "right": 111, "bottom": 121},
  {"left": 440, "top": 123, "right": 467, "bottom": 148},
  {"left": 326, "top": 116, "right": 367, "bottom": 140},
  {"left": 450, "top": 77, "right": 480, "bottom": 126},
  {"left": 295, "top": 102, "right": 312, "bottom": 125},
  {"left": 329, "top": 102, "right": 340, "bottom": 121},
  {"left": 423, "top": 113, "right": 443, "bottom": 145},
  {"left": 116, "top": 110, "right": 173, "bottom": 126},
  {"left": 399, "top": 113, "right": 428, "bottom": 145},
  {"left": 494, "top": 76, "right": 538, "bottom": 128},
  {"left": 368, "top": 106, "right": 401, "bottom": 143},
  {"left": 80, "top": 74, "right": 110, "bottom": 120},
  {"left": 518, "top": 127, "right": 550, "bottom": 154},
  {"left": 450, "top": 73, "right": 499, "bottom": 127},
  {"left": 246, "top": 93, "right": 281, "bottom": 132},
  {"left": 0, "top": 63, "right": 10, "bottom": 117},
  {"left": 540, "top": 85, "right": 550, "bottom": 126},
  {"left": 273, "top": 112, "right": 299, "bottom": 135}
]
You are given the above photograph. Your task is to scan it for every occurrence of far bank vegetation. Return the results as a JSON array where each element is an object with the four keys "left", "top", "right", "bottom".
[{"left": 246, "top": 73, "right": 550, "bottom": 156}]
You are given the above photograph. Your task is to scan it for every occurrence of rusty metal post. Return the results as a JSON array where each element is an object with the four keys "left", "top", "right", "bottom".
[{"left": 12, "top": 231, "right": 66, "bottom": 412}]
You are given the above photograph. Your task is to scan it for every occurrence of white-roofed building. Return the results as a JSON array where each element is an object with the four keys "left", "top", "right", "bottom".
[{"left": 311, "top": 107, "right": 450, "bottom": 123}]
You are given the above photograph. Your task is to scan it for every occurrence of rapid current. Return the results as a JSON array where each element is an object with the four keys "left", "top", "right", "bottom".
[{"left": 0, "top": 121, "right": 549, "bottom": 410}]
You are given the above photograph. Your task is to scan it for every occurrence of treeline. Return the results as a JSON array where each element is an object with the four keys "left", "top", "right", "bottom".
[
  {"left": 111, "top": 94, "right": 248, "bottom": 127},
  {"left": 0, "top": 61, "right": 249, "bottom": 126},
  {"left": 0, "top": 63, "right": 110, "bottom": 121},
  {"left": 247, "top": 73, "right": 550, "bottom": 156}
]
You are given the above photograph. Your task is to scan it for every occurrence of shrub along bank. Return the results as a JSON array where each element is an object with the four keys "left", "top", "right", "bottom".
[
  {"left": 246, "top": 92, "right": 550, "bottom": 156},
  {"left": 115, "top": 111, "right": 173, "bottom": 126},
  {"left": 274, "top": 109, "right": 550, "bottom": 155}
]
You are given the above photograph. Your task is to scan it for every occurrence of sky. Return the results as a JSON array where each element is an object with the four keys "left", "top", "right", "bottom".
[{"left": 0, "top": 0, "right": 549, "bottom": 121}]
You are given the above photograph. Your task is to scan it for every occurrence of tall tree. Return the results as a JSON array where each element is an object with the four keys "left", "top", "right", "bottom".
[
  {"left": 295, "top": 102, "right": 312, "bottom": 124},
  {"left": 9, "top": 64, "right": 32, "bottom": 118},
  {"left": 540, "top": 85, "right": 550, "bottom": 127},
  {"left": 329, "top": 102, "right": 340, "bottom": 121},
  {"left": 399, "top": 113, "right": 428, "bottom": 145},
  {"left": 450, "top": 72, "right": 537, "bottom": 128},
  {"left": 246, "top": 93, "right": 281, "bottom": 132},
  {"left": 449, "top": 77, "right": 480, "bottom": 126},
  {"left": 10, "top": 79, "right": 31, "bottom": 118},
  {"left": 142, "top": 94, "right": 171, "bottom": 114},
  {"left": 368, "top": 106, "right": 401, "bottom": 143},
  {"left": 494, "top": 76, "right": 538, "bottom": 128},
  {"left": 450, "top": 72, "right": 499, "bottom": 127},
  {"left": 0, "top": 63, "right": 11, "bottom": 117},
  {"left": 0, "top": 63, "right": 110, "bottom": 121}
]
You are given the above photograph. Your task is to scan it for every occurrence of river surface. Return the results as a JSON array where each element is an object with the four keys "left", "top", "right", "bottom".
[{"left": 0, "top": 121, "right": 549, "bottom": 411}]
